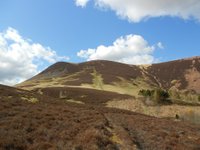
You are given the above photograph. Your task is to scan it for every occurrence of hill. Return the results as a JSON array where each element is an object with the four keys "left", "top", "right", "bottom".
[
  {"left": 17, "top": 57, "right": 200, "bottom": 97},
  {"left": 0, "top": 84, "right": 40, "bottom": 103},
  {"left": 0, "top": 84, "right": 200, "bottom": 149},
  {"left": 3, "top": 56, "right": 200, "bottom": 149}
]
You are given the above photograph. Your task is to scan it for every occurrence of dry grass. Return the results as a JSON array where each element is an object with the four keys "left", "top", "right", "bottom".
[
  {"left": 107, "top": 98, "right": 200, "bottom": 124},
  {"left": 66, "top": 99, "right": 84, "bottom": 104},
  {"left": 82, "top": 77, "right": 153, "bottom": 97},
  {"left": 91, "top": 69, "right": 104, "bottom": 90},
  {"left": 182, "top": 110, "right": 200, "bottom": 124},
  {"left": 21, "top": 97, "right": 38, "bottom": 103}
]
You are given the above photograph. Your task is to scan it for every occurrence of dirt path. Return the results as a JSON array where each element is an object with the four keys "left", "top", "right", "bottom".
[
  {"left": 101, "top": 109, "right": 200, "bottom": 150},
  {"left": 140, "top": 66, "right": 163, "bottom": 88},
  {"left": 99, "top": 111, "right": 139, "bottom": 150}
]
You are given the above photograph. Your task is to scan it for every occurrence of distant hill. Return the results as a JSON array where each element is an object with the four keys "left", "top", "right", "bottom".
[{"left": 17, "top": 56, "right": 200, "bottom": 97}]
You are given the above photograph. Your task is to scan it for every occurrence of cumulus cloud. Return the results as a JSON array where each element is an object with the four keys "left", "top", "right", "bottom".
[
  {"left": 75, "top": 0, "right": 90, "bottom": 7},
  {"left": 75, "top": 0, "right": 200, "bottom": 22},
  {"left": 77, "top": 34, "right": 162, "bottom": 65},
  {"left": 0, "top": 27, "right": 69, "bottom": 85}
]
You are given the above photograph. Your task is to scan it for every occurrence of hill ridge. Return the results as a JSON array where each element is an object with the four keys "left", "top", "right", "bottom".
[{"left": 17, "top": 56, "right": 200, "bottom": 96}]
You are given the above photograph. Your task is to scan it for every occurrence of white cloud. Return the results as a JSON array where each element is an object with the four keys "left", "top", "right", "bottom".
[
  {"left": 157, "top": 42, "right": 164, "bottom": 49},
  {"left": 76, "top": 0, "right": 200, "bottom": 22},
  {"left": 0, "top": 27, "right": 69, "bottom": 85},
  {"left": 77, "top": 34, "right": 162, "bottom": 65},
  {"left": 75, "top": 0, "right": 90, "bottom": 7}
]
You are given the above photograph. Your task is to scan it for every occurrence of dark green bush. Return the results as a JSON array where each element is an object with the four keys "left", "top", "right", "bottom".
[
  {"left": 138, "top": 89, "right": 153, "bottom": 97},
  {"left": 139, "top": 88, "right": 170, "bottom": 104},
  {"left": 153, "top": 89, "right": 170, "bottom": 103}
]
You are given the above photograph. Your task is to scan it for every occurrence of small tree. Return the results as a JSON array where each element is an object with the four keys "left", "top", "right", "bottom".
[
  {"left": 139, "top": 88, "right": 170, "bottom": 104},
  {"left": 138, "top": 89, "right": 153, "bottom": 97},
  {"left": 155, "top": 89, "right": 170, "bottom": 103}
]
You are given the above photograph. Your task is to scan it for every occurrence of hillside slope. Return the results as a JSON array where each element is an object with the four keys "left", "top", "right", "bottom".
[
  {"left": 17, "top": 57, "right": 200, "bottom": 96},
  {"left": 0, "top": 85, "right": 200, "bottom": 149},
  {"left": 147, "top": 56, "right": 200, "bottom": 92}
]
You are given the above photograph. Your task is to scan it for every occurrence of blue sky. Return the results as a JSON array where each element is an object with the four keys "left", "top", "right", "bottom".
[{"left": 0, "top": 0, "right": 200, "bottom": 84}]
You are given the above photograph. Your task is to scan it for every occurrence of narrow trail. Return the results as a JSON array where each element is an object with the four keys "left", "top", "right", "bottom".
[
  {"left": 140, "top": 66, "right": 163, "bottom": 88},
  {"left": 99, "top": 110, "right": 140, "bottom": 150}
]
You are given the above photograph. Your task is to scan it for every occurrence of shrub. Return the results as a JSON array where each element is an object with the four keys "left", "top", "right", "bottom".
[
  {"left": 138, "top": 89, "right": 153, "bottom": 97},
  {"left": 139, "top": 88, "right": 170, "bottom": 104},
  {"left": 153, "top": 89, "right": 170, "bottom": 103}
]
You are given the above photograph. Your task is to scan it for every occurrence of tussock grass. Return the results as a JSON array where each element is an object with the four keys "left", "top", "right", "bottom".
[{"left": 107, "top": 98, "right": 200, "bottom": 124}]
